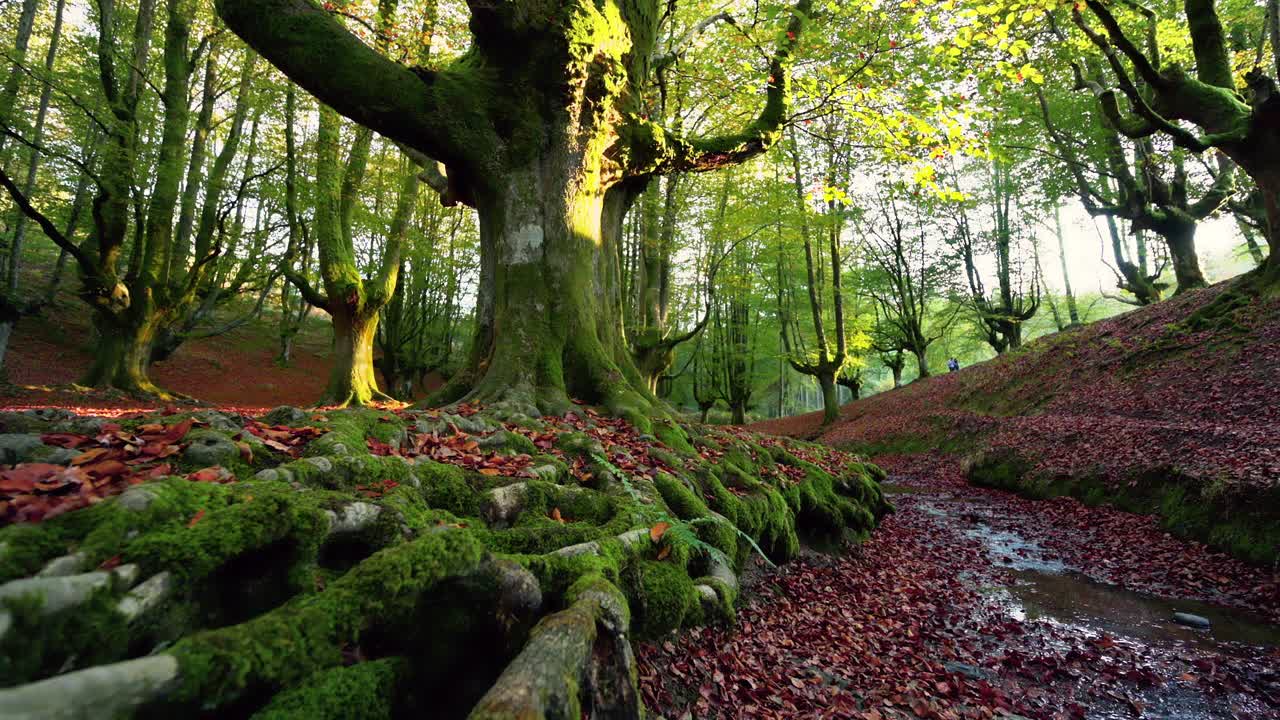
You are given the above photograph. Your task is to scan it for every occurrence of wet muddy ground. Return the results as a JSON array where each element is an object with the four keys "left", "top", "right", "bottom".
[{"left": 638, "top": 456, "right": 1280, "bottom": 719}]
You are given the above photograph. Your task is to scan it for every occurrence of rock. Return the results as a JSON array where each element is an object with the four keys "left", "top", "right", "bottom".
[
  {"left": 301, "top": 456, "right": 333, "bottom": 474},
  {"left": 262, "top": 406, "right": 309, "bottom": 425},
  {"left": 0, "top": 565, "right": 140, "bottom": 632},
  {"left": 1172, "top": 612, "right": 1211, "bottom": 629},
  {"left": 117, "top": 486, "right": 159, "bottom": 512},
  {"left": 41, "top": 447, "right": 80, "bottom": 465},
  {"left": 444, "top": 413, "right": 493, "bottom": 434},
  {"left": 325, "top": 502, "right": 383, "bottom": 536},
  {"left": 528, "top": 464, "right": 561, "bottom": 482},
  {"left": 117, "top": 572, "right": 173, "bottom": 622},
  {"left": 943, "top": 662, "right": 992, "bottom": 681},
  {"left": 182, "top": 430, "right": 242, "bottom": 467},
  {"left": 191, "top": 410, "right": 242, "bottom": 433},
  {"left": 0, "top": 654, "right": 180, "bottom": 720},
  {"left": 0, "top": 434, "right": 49, "bottom": 465},
  {"left": 36, "top": 553, "right": 88, "bottom": 578}
]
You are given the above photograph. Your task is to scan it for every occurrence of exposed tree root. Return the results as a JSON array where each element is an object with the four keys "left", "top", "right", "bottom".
[{"left": 0, "top": 405, "right": 888, "bottom": 718}]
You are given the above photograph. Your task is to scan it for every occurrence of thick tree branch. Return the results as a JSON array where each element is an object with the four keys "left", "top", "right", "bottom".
[
  {"left": 214, "top": 0, "right": 483, "bottom": 175},
  {"left": 0, "top": 166, "right": 97, "bottom": 275},
  {"left": 622, "top": 0, "right": 812, "bottom": 176}
]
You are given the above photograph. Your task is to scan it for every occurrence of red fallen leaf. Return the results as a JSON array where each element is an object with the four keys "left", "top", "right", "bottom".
[
  {"left": 71, "top": 447, "right": 113, "bottom": 465},
  {"left": 160, "top": 418, "right": 194, "bottom": 444},
  {"left": 650, "top": 521, "right": 671, "bottom": 542},
  {"left": 187, "top": 509, "right": 206, "bottom": 528},
  {"left": 260, "top": 437, "right": 293, "bottom": 453},
  {"left": 0, "top": 463, "right": 67, "bottom": 493},
  {"left": 188, "top": 467, "right": 230, "bottom": 483},
  {"left": 657, "top": 545, "right": 671, "bottom": 561},
  {"left": 80, "top": 460, "right": 129, "bottom": 479},
  {"left": 162, "top": 404, "right": 179, "bottom": 416},
  {"left": 98, "top": 554, "right": 122, "bottom": 570},
  {"left": 145, "top": 463, "right": 173, "bottom": 478},
  {"left": 550, "top": 507, "right": 564, "bottom": 523},
  {"left": 236, "top": 442, "right": 253, "bottom": 463},
  {"left": 40, "top": 433, "right": 92, "bottom": 449},
  {"left": 478, "top": 468, "right": 502, "bottom": 476}
]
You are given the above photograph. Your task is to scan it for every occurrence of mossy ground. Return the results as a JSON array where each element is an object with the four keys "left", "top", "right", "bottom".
[{"left": 0, "top": 404, "right": 887, "bottom": 718}]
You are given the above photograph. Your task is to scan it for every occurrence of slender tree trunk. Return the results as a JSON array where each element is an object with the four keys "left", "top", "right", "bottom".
[
  {"left": 913, "top": 349, "right": 930, "bottom": 379},
  {"left": 7, "top": 0, "right": 67, "bottom": 294},
  {"left": 1237, "top": 217, "right": 1266, "bottom": 266},
  {"left": 818, "top": 370, "right": 838, "bottom": 426},
  {"left": 1054, "top": 206, "right": 1081, "bottom": 324},
  {"left": 1163, "top": 222, "right": 1208, "bottom": 294},
  {"left": 0, "top": 0, "right": 39, "bottom": 164}
]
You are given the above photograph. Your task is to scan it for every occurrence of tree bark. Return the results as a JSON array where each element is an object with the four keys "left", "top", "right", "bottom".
[
  {"left": 914, "top": 349, "right": 930, "bottom": 379},
  {"left": 1163, "top": 221, "right": 1208, "bottom": 294},
  {"left": 818, "top": 371, "right": 838, "bottom": 426},
  {"left": 325, "top": 308, "right": 384, "bottom": 407},
  {"left": 216, "top": 0, "right": 814, "bottom": 425}
]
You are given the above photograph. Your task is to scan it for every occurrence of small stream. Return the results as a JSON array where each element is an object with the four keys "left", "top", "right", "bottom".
[{"left": 884, "top": 481, "right": 1280, "bottom": 719}]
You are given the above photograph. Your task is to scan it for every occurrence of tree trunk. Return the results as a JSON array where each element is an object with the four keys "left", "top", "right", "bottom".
[
  {"left": 7, "top": 0, "right": 67, "bottom": 294},
  {"left": 913, "top": 349, "right": 930, "bottom": 379},
  {"left": 818, "top": 371, "right": 838, "bottom": 426},
  {"left": 458, "top": 167, "right": 652, "bottom": 424},
  {"left": 82, "top": 312, "right": 166, "bottom": 396},
  {"left": 1054, "top": 206, "right": 1081, "bottom": 325},
  {"left": 730, "top": 403, "right": 746, "bottom": 425},
  {"left": 324, "top": 308, "right": 386, "bottom": 406},
  {"left": 1163, "top": 222, "right": 1208, "bottom": 294}
]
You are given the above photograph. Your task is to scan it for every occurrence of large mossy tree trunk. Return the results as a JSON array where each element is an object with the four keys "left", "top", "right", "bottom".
[{"left": 217, "top": 0, "right": 812, "bottom": 427}]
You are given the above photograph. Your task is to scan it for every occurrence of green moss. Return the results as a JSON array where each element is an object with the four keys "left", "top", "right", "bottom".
[
  {"left": 0, "top": 525, "right": 70, "bottom": 583},
  {"left": 305, "top": 409, "right": 406, "bottom": 458},
  {"left": 627, "top": 560, "right": 696, "bottom": 639},
  {"left": 170, "top": 531, "right": 484, "bottom": 708},
  {"left": 0, "top": 581, "right": 132, "bottom": 687},
  {"left": 654, "top": 472, "right": 709, "bottom": 519},
  {"left": 487, "top": 431, "right": 536, "bottom": 456},
  {"left": 416, "top": 461, "right": 483, "bottom": 517},
  {"left": 124, "top": 483, "right": 330, "bottom": 587},
  {"left": 693, "top": 575, "right": 737, "bottom": 624},
  {"left": 652, "top": 420, "right": 695, "bottom": 455},
  {"left": 251, "top": 658, "right": 407, "bottom": 720}
]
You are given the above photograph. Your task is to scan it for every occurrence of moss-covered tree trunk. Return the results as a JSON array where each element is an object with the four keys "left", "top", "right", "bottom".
[
  {"left": 218, "top": 0, "right": 812, "bottom": 426},
  {"left": 83, "top": 310, "right": 164, "bottom": 395},
  {"left": 326, "top": 307, "right": 384, "bottom": 406},
  {"left": 1162, "top": 221, "right": 1208, "bottom": 294},
  {"left": 308, "top": 105, "right": 412, "bottom": 407}
]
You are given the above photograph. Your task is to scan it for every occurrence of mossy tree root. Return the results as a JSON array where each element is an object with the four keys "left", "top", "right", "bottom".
[
  {"left": 469, "top": 575, "right": 639, "bottom": 720},
  {"left": 0, "top": 408, "right": 887, "bottom": 719}
]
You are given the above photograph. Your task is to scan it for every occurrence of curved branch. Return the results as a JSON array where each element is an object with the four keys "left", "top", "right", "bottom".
[
  {"left": 622, "top": 0, "right": 812, "bottom": 176},
  {"left": 214, "top": 0, "right": 484, "bottom": 173}
]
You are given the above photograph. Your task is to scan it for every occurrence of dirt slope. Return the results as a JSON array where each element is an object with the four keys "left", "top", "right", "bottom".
[
  {"left": 0, "top": 291, "right": 334, "bottom": 413},
  {"left": 752, "top": 280, "right": 1280, "bottom": 565}
]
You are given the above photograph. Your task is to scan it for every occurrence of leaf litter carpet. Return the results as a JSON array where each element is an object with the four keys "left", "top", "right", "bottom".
[{"left": 637, "top": 454, "right": 1279, "bottom": 720}]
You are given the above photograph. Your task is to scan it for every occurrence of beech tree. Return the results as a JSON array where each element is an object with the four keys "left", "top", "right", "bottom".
[
  {"left": 215, "top": 0, "right": 813, "bottom": 426},
  {"left": 1071, "top": 0, "right": 1279, "bottom": 289}
]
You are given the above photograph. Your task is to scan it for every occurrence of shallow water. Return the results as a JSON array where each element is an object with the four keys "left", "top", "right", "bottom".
[{"left": 960, "top": 520, "right": 1280, "bottom": 650}]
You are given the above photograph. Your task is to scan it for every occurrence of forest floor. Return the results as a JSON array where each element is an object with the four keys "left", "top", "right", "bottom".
[
  {"left": 0, "top": 304, "right": 335, "bottom": 412},
  {"left": 638, "top": 452, "right": 1279, "bottom": 720},
  {"left": 2, "top": 276, "right": 1277, "bottom": 718}
]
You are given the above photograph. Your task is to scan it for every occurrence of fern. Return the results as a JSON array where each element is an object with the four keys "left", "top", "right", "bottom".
[{"left": 690, "top": 516, "right": 776, "bottom": 568}]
